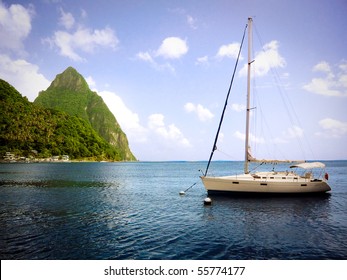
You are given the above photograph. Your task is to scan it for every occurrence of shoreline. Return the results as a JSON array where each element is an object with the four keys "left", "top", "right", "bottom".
[{"left": 0, "top": 159, "right": 138, "bottom": 164}]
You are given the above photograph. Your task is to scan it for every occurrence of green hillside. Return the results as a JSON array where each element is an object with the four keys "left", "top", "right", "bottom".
[
  {"left": 0, "top": 79, "right": 132, "bottom": 161},
  {"left": 34, "top": 67, "right": 136, "bottom": 161}
]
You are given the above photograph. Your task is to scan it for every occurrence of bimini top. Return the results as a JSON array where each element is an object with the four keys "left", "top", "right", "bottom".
[{"left": 290, "top": 162, "right": 325, "bottom": 169}]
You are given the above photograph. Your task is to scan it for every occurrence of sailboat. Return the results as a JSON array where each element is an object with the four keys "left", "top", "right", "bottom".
[{"left": 200, "top": 18, "right": 331, "bottom": 194}]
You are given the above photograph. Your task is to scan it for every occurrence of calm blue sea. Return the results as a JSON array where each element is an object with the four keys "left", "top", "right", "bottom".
[{"left": 0, "top": 161, "right": 346, "bottom": 260}]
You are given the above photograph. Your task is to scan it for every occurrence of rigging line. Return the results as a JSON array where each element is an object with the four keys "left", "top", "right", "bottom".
[
  {"left": 273, "top": 72, "right": 316, "bottom": 159},
  {"left": 250, "top": 41, "right": 257, "bottom": 157},
  {"left": 268, "top": 64, "right": 312, "bottom": 159},
  {"left": 254, "top": 23, "right": 314, "bottom": 160},
  {"left": 253, "top": 75, "right": 289, "bottom": 161},
  {"left": 215, "top": 148, "right": 237, "bottom": 160},
  {"left": 251, "top": 25, "right": 280, "bottom": 160},
  {"left": 249, "top": 162, "right": 265, "bottom": 173},
  {"left": 204, "top": 22, "right": 248, "bottom": 176},
  {"left": 251, "top": 55, "right": 285, "bottom": 160}
]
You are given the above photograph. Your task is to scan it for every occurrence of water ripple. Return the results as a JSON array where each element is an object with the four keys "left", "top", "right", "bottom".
[{"left": 1, "top": 162, "right": 347, "bottom": 259}]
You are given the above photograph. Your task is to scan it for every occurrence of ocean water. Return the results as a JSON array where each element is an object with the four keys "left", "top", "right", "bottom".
[{"left": 0, "top": 161, "right": 346, "bottom": 260}]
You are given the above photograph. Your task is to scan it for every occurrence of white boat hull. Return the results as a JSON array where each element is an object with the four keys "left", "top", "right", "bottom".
[{"left": 201, "top": 173, "right": 331, "bottom": 194}]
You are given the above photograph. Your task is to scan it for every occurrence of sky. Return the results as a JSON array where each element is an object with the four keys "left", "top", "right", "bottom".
[{"left": 1, "top": 0, "right": 347, "bottom": 161}]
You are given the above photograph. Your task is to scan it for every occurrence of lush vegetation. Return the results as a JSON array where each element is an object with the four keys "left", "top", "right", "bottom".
[
  {"left": 0, "top": 78, "right": 131, "bottom": 161},
  {"left": 34, "top": 67, "right": 136, "bottom": 161}
]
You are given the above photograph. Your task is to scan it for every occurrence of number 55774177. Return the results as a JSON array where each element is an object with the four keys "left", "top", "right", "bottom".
[{"left": 197, "top": 267, "right": 245, "bottom": 276}]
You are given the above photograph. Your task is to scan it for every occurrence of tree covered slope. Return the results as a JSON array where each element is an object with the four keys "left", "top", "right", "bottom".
[
  {"left": 34, "top": 67, "right": 136, "bottom": 161},
  {"left": 0, "top": 77, "right": 135, "bottom": 161}
]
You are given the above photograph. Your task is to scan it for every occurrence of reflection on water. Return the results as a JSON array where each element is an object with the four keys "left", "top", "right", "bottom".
[{"left": 0, "top": 162, "right": 346, "bottom": 259}]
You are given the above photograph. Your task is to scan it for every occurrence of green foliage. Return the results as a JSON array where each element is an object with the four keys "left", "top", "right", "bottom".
[
  {"left": 0, "top": 79, "right": 126, "bottom": 161},
  {"left": 34, "top": 67, "right": 136, "bottom": 161}
]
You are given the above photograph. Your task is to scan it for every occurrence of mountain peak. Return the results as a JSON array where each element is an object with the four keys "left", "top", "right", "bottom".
[
  {"left": 48, "top": 66, "right": 89, "bottom": 92},
  {"left": 34, "top": 67, "right": 136, "bottom": 161}
]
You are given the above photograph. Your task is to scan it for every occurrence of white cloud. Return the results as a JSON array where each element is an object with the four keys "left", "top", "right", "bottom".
[
  {"left": 264, "top": 125, "right": 304, "bottom": 144},
  {"left": 58, "top": 8, "right": 75, "bottom": 30},
  {"left": 231, "top": 103, "right": 246, "bottom": 112},
  {"left": 316, "top": 118, "right": 347, "bottom": 138},
  {"left": 303, "top": 60, "right": 347, "bottom": 97},
  {"left": 148, "top": 114, "right": 190, "bottom": 147},
  {"left": 339, "top": 62, "right": 347, "bottom": 72},
  {"left": 234, "top": 131, "right": 265, "bottom": 144},
  {"left": 136, "top": 37, "right": 187, "bottom": 72},
  {"left": 80, "top": 9, "right": 88, "bottom": 19},
  {"left": 136, "top": 51, "right": 155, "bottom": 63},
  {"left": 44, "top": 10, "right": 119, "bottom": 61},
  {"left": 303, "top": 78, "right": 342, "bottom": 97},
  {"left": 0, "top": 3, "right": 47, "bottom": 101},
  {"left": 85, "top": 76, "right": 96, "bottom": 88},
  {"left": 98, "top": 90, "right": 147, "bottom": 143},
  {"left": 0, "top": 54, "right": 50, "bottom": 101},
  {"left": 136, "top": 51, "right": 175, "bottom": 73},
  {"left": 90, "top": 79, "right": 191, "bottom": 155},
  {"left": 0, "top": 2, "right": 34, "bottom": 53},
  {"left": 234, "top": 125, "right": 304, "bottom": 146},
  {"left": 216, "top": 43, "right": 241, "bottom": 59},
  {"left": 186, "top": 15, "right": 197, "bottom": 29},
  {"left": 239, "top": 40, "right": 286, "bottom": 77},
  {"left": 285, "top": 125, "right": 304, "bottom": 138},
  {"left": 98, "top": 89, "right": 190, "bottom": 149},
  {"left": 313, "top": 61, "right": 331, "bottom": 73},
  {"left": 184, "top": 102, "right": 214, "bottom": 122},
  {"left": 170, "top": 8, "right": 198, "bottom": 30},
  {"left": 156, "top": 37, "right": 188, "bottom": 59},
  {"left": 148, "top": 113, "right": 165, "bottom": 129},
  {"left": 195, "top": 55, "right": 209, "bottom": 66}
]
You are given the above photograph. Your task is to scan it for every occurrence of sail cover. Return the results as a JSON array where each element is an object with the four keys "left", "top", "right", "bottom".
[{"left": 290, "top": 162, "right": 325, "bottom": 169}]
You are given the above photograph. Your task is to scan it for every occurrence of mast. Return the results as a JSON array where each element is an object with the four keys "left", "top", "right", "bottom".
[
  {"left": 244, "top": 17, "right": 253, "bottom": 174},
  {"left": 203, "top": 22, "right": 248, "bottom": 176}
]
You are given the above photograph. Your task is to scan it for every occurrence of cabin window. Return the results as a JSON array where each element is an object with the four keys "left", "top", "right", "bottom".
[
  {"left": 260, "top": 183, "right": 267, "bottom": 186},
  {"left": 301, "top": 184, "right": 307, "bottom": 186},
  {"left": 232, "top": 181, "right": 239, "bottom": 184}
]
